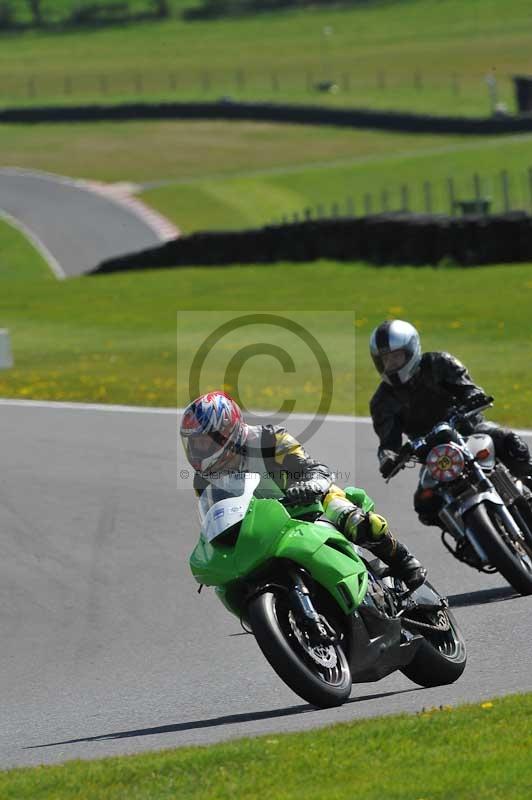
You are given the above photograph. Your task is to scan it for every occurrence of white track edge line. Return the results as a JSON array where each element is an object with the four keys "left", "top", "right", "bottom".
[
  {"left": 0, "top": 397, "right": 530, "bottom": 436},
  {"left": 0, "top": 397, "right": 369, "bottom": 422},
  {"left": 0, "top": 210, "right": 66, "bottom": 280}
]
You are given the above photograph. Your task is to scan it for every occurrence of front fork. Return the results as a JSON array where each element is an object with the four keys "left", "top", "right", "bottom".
[
  {"left": 438, "top": 465, "right": 524, "bottom": 565},
  {"left": 288, "top": 569, "right": 337, "bottom": 645}
]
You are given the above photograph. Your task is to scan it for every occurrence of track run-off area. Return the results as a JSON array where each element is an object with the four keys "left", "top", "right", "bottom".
[{"left": 0, "top": 400, "right": 531, "bottom": 769}]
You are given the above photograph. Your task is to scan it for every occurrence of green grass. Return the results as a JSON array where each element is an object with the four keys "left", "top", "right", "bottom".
[
  {"left": 1, "top": 693, "right": 531, "bottom": 799},
  {"left": 143, "top": 132, "right": 532, "bottom": 231},
  {"left": 3, "top": 118, "right": 532, "bottom": 232},
  {"left": 0, "top": 214, "right": 53, "bottom": 281},
  {"left": 1, "top": 218, "right": 532, "bottom": 426},
  {"left": 0, "top": 120, "right": 469, "bottom": 184},
  {"left": 0, "top": 0, "right": 530, "bottom": 116}
]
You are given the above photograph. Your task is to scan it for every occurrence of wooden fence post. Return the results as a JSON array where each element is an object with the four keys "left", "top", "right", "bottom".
[
  {"left": 400, "top": 184, "right": 409, "bottom": 212},
  {"left": 501, "top": 170, "right": 510, "bottom": 213},
  {"left": 473, "top": 173, "right": 483, "bottom": 213},
  {"left": 447, "top": 177, "right": 456, "bottom": 215},
  {"left": 423, "top": 181, "right": 432, "bottom": 214}
]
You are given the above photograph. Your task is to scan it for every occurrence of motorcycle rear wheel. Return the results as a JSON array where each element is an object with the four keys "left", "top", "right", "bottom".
[
  {"left": 464, "top": 503, "right": 532, "bottom": 596},
  {"left": 248, "top": 589, "right": 352, "bottom": 708},
  {"left": 400, "top": 603, "right": 467, "bottom": 687}
]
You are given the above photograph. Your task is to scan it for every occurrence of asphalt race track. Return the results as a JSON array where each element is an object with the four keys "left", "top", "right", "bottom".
[
  {"left": 0, "top": 170, "right": 174, "bottom": 277},
  {"left": 1, "top": 401, "right": 530, "bottom": 769}
]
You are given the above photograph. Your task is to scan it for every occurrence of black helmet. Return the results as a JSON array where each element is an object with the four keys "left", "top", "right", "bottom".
[{"left": 369, "top": 320, "right": 421, "bottom": 385}]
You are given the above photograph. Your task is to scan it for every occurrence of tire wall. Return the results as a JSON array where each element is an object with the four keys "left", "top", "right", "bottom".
[
  {"left": 3, "top": 101, "right": 532, "bottom": 135},
  {"left": 91, "top": 212, "right": 532, "bottom": 274}
]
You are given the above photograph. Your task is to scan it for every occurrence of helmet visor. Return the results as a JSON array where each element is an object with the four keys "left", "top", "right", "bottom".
[
  {"left": 381, "top": 349, "right": 408, "bottom": 374},
  {"left": 185, "top": 430, "right": 230, "bottom": 462}
]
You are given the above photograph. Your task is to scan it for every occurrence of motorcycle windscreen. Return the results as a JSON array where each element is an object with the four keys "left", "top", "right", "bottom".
[{"left": 199, "top": 472, "right": 261, "bottom": 543}]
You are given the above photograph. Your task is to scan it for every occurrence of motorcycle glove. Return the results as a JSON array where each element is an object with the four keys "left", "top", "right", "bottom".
[
  {"left": 461, "top": 391, "right": 490, "bottom": 412},
  {"left": 379, "top": 449, "right": 399, "bottom": 479},
  {"left": 285, "top": 480, "right": 327, "bottom": 504}
]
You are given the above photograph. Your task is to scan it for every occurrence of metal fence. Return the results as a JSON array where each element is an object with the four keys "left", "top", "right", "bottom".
[
  {"left": 276, "top": 169, "right": 532, "bottom": 225},
  {"left": 0, "top": 68, "right": 511, "bottom": 109}
]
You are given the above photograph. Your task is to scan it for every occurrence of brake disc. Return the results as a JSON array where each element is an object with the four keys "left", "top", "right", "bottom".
[{"left": 288, "top": 611, "right": 338, "bottom": 668}]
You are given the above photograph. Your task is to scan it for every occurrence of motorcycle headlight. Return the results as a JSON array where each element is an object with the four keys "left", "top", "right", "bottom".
[{"left": 426, "top": 443, "right": 465, "bottom": 482}]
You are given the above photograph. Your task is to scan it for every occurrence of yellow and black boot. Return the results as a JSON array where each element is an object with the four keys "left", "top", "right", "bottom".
[
  {"left": 368, "top": 529, "right": 427, "bottom": 591},
  {"left": 345, "top": 511, "right": 427, "bottom": 592}
]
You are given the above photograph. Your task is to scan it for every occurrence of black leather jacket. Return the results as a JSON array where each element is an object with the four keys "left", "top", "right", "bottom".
[{"left": 370, "top": 352, "right": 484, "bottom": 457}]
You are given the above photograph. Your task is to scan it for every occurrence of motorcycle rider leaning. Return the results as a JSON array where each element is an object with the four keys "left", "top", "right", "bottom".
[
  {"left": 180, "top": 390, "right": 426, "bottom": 591},
  {"left": 369, "top": 319, "right": 532, "bottom": 524}
]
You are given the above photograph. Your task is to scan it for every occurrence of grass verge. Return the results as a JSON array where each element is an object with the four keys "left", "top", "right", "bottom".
[
  {"left": 1, "top": 217, "right": 531, "bottom": 426},
  {"left": 2, "top": 119, "right": 532, "bottom": 232},
  {"left": 0, "top": 121, "right": 469, "bottom": 184},
  {"left": 0, "top": 0, "right": 530, "bottom": 116},
  {"left": 1, "top": 693, "right": 530, "bottom": 799},
  {"left": 143, "top": 132, "right": 532, "bottom": 231}
]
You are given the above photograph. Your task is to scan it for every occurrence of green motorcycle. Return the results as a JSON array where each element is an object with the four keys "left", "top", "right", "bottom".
[{"left": 190, "top": 473, "right": 466, "bottom": 708}]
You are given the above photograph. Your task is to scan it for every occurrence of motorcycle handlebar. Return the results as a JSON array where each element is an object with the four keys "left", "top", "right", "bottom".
[
  {"left": 449, "top": 396, "right": 494, "bottom": 426},
  {"left": 279, "top": 495, "right": 322, "bottom": 509},
  {"left": 385, "top": 442, "right": 415, "bottom": 483},
  {"left": 386, "top": 396, "right": 495, "bottom": 482}
]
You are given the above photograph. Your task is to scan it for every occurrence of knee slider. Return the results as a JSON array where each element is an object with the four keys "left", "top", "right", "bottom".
[
  {"left": 341, "top": 509, "right": 389, "bottom": 544},
  {"left": 368, "top": 512, "right": 389, "bottom": 540}
]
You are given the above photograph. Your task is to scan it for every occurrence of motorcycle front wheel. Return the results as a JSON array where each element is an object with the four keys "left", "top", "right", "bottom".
[
  {"left": 464, "top": 503, "right": 532, "bottom": 596},
  {"left": 248, "top": 589, "right": 352, "bottom": 708}
]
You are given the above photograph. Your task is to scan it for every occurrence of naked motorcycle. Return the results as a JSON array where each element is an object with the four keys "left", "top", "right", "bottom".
[{"left": 387, "top": 396, "right": 532, "bottom": 596}]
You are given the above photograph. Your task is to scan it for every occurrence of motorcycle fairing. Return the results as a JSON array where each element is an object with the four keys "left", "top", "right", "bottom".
[
  {"left": 190, "top": 497, "right": 368, "bottom": 616},
  {"left": 345, "top": 605, "right": 421, "bottom": 681}
]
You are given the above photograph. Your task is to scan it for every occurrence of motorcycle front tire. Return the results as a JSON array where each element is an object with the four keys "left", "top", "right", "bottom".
[
  {"left": 248, "top": 589, "right": 352, "bottom": 709},
  {"left": 464, "top": 503, "right": 532, "bottom": 596}
]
